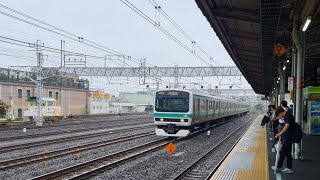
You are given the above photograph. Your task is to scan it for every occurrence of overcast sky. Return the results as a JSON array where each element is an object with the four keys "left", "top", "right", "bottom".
[{"left": 0, "top": 0, "right": 252, "bottom": 95}]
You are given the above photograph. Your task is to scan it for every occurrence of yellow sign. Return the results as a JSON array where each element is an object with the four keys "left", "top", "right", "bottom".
[
  {"left": 274, "top": 43, "right": 287, "bottom": 57},
  {"left": 166, "top": 143, "right": 176, "bottom": 154},
  {"left": 90, "top": 91, "right": 111, "bottom": 99}
]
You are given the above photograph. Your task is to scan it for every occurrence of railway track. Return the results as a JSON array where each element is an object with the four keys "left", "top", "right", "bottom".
[
  {"left": 0, "top": 120, "right": 152, "bottom": 142},
  {"left": 30, "top": 138, "right": 174, "bottom": 180},
  {"left": 0, "top": 114, "right": 254, "bottom": 180},
  {"left": 0, "top": 131, "right": 155, "bottom": 170},
  {"left": 0, "top": 124, "right": 153, "bottom": 153},
  {"left": 0, "top": 115, "right": 151, "bottom": 132},
  {"left": 28, "top": 115, "right": 255, "bottom": 180},
  {"left": 172, "top": 115, "right": 256, "bottom": 180}
]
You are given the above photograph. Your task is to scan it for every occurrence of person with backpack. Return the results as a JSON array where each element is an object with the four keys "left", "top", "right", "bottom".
[{"left": 271, "top": 106, "right": 295, "bottom": 173}]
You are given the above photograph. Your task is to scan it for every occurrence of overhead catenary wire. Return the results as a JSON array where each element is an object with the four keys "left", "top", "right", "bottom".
[
  {"left": 0, "top": 35, "right": 125, "bottom": 67},
  {"left": 0, "top": 35, "right": 212, "bottom": 87},
  {"left": 0, "top": 4, "right": 144, "bottom": 66},
  {"left": 0, "top": 2, "right": 211, "bottom": 80},
  {"left": 121, "top": 0, "right": 242, "bottom": 87},
  {"left": 120, "top": 0, "right": 212, "bottom": 66},
  {"left": 0, "top": 3, "right": 242, "bottom": 89},
  {"left": 0, "top": 35, "right": 174, "bottom": 86},
  {"left": 147, "top": 0, "right": 241, "bottom": 86}
]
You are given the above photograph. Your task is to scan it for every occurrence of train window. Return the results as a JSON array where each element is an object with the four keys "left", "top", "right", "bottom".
[
  {"left": 209, "top": 101, "right": 212, "bottom": 110},
  {"left": 216, "top": 102, "right": 219, "bottom": 110},
  {"left": 201, "top": 100, "right": 205, "bottom": 111}
]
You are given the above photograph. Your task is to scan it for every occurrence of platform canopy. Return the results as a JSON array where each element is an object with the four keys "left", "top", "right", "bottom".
[{"left": 195, "top": 0, "right": 320, "bottom": 95}]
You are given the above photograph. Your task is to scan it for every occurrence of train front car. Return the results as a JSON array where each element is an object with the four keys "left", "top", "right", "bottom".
[{"left": 154, "top": 90, "right": 192, "bottom": 137}]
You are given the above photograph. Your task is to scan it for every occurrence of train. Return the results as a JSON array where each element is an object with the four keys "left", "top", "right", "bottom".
[
  {"left": 24, "top": 97, "right": 64, "bottom": 123},
  {"left": 154, "top": 89, "right": 250, "bottom": 137}
]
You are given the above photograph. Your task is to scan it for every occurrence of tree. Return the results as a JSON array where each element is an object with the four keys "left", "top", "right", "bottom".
[{"left": 0, "top": 100, "right": 7, "bottom": 118}]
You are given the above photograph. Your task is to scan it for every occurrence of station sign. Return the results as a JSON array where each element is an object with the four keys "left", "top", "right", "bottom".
[{"left": 274, "top": 43, "right": 287, "bottom": 57}]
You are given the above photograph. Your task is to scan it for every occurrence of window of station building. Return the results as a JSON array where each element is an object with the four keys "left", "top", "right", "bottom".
[
  {"left": 18, "top": 89, "right": 22, "bottom": 98},
  {"left": 55, "top": 92, "right": 59, "bottom": 100},
  {"left": 18, "top": 108, "right": 22, "bottom": 117},
  {"left": 49, "top": 91, "right": 53, "bottom": 97},
  {"left": 26, "top": 90, "right": 31, "bottom": 98}
]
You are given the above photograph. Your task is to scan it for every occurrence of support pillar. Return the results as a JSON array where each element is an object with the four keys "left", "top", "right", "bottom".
[
  {"left": 279, "top": 62, "right": 285, "bottom": 103},
  {"left": 292, "top": 23, "right": 304, "bottom": 159}
]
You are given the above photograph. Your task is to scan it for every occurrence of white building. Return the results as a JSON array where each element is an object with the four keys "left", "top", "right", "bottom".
[
  {"left": 109, "top": 91, "right": 154, "bottom": 113},
  {"left": 109, "top": 102, "right": 136, "bottom": 113},
  {"left": 88, "top": 90, "right": 111, "bottom": 114}
]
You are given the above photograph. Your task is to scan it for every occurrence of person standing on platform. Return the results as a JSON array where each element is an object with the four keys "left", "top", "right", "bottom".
[
  {"left": 271, "top": 107, "right": 295, "bottom": 174},
  {"left": 281, "top": 100, "right": 289, "bottom": 112}
]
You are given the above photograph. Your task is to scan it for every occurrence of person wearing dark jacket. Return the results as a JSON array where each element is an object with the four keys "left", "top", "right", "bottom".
[{"left": 271, "top": 107, "right": 295, "bottom": 174}]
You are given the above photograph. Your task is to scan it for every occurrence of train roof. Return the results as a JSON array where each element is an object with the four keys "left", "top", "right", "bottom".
[{"left": 156, "top": 89, "right": 248, "bottom": 105}]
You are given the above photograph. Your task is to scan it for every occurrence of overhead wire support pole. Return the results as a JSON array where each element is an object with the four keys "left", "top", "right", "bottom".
[
  {"left": 36, "top": 40, "right": 44, "bottom": 126},
  {"left": 60, "top": 40, "right": 65, "bottom": 67}
]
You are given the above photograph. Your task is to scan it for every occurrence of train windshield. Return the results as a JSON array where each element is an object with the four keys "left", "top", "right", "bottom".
[{"left": 155, "top": 91, "right": 189, "bottom": 112}]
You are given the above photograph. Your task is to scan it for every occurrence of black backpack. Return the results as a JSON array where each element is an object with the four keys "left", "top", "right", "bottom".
[
  {"left": 260, "top": 115, "right": 269, "bottom": 127},
  {"left": 291, "top": 123, "right": 303, "bottom": 143}
]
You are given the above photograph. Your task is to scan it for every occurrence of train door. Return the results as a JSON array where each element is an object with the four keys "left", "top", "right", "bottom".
[
  {"left": 209, "top": 101, "right": 213, "bottom": 119},
  {"left": 195, "top": 98, "right": 200, "bottom": 122},
  {"left": 193, "top": 98, "right": 195, "bottom": 119},
  {"left": 200, "top": 99, "right": 204, "bottom": 121},
  {"left": 205, "top": 100, "right": 208, "bottom": 120},
  {"left": 212, "top": 101, "right": 215, "bottom": 117},
  {"left": 218, "top": 101, "right": 221, "bottom": 116},
  {"left": 222, "top": 102, "right": 224, "bottom": 115}
]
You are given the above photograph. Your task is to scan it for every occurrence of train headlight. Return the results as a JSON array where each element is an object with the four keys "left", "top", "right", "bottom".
[
  {"left": 180, "top": 119, "right": 184, "bottom": 122},
  {"left": 160, "top": 118, "right": 164, "bottom": 121}
]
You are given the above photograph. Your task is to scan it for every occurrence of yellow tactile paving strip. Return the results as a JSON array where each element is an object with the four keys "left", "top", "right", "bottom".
[{"left": 211, "top": 115, "right": 269, "bottom": 180}]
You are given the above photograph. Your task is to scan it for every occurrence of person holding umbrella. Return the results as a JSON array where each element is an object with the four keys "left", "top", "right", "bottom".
[{"left": 271, "top": 106, "right": 295, "bottom": 174}]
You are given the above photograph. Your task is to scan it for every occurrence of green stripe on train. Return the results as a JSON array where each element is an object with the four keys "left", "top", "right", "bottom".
[{"left": 154, "top": 113, "right": 193, "bottom": 118}]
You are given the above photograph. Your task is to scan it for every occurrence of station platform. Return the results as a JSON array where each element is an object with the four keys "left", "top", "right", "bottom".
[
  {"left": 209, "top": 114, "right": 320, "bottom": 180},
  {"left": 210, "top": 115, "right": 268, "bottom": 180}
]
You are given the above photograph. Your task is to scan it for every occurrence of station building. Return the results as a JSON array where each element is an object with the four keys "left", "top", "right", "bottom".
[{"left": 0, "top": 68, "right": 89, "bottom": 119}]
